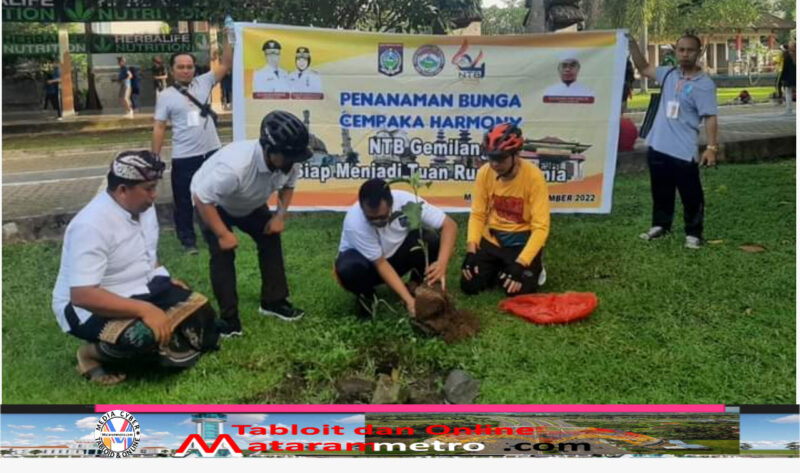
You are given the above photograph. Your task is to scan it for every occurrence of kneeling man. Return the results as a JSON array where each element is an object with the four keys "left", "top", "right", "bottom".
[
  {"left": 52, "top": 151, "right": 219, "bottom": 385},
  {"left": 335, "top": 178, "right": 457, "bottom": 318},
  {"left": 461, "top": 123, "right": 550, "bottom": 296}
]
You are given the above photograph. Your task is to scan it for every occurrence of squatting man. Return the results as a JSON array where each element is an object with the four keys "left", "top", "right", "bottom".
[{"left": 52, "top": 151, "right": 219, "bottom": 385}]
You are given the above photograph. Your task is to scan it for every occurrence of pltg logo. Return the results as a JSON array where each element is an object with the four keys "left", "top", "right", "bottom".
[
  {"left": 94, "top": 410, "right": 141, "bottom": 457},
  {"left": 451, "top": 39, "right": 485, "bottom": 79}
]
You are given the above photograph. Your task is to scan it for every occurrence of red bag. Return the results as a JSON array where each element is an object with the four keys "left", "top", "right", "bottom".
[{"left": 499, "top": 292, "right": 598, "bottom": 325}]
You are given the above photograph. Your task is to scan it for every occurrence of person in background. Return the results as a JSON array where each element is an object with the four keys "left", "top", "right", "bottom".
[
  {"left": 151, "top": 30, "right": 233, "bottom": 254},
  {"left": 779, "top": 42, "right": 796, "bottom": 115},
  {"left": 152, "top": 56, "right": 168, "bottom": 101},
  {"left": 129, "top": 65, "right": 141, "bottom": 111},
  {"left": 628, "top": 32, "right": 719, "bottom": 250},
  {"left": 44, "top": 63, "right": 62, "bottom": 120},
  {"left": 114, "top": 56, "right": 134, "bottom": 118}
]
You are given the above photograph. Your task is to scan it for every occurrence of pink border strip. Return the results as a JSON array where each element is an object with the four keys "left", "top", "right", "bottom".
[{"left": 96, "top": 404, "right": 726, "bottom": 413}]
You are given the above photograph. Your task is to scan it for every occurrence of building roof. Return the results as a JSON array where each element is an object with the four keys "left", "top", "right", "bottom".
[{"left": 7, "top": 445, "right": 70, "bottom": 449}]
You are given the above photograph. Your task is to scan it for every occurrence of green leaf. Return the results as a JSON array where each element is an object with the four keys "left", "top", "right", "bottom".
[
  {"left": 400, "top": 201, "right": 423, "bottom": 231},
  {"left": 93, "top": 36, "right": 113, "bottom": 53},
  {"left": 65, "top": 0, "right": 95, "bottom": 22}
]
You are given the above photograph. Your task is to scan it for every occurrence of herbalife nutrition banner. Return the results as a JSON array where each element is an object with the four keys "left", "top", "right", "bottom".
[
  {"left": 232, "top": 24, "right": 627, "bottom": 213},
  {"left": 2, "top": 33, "right": 207, "bottom": 55}
]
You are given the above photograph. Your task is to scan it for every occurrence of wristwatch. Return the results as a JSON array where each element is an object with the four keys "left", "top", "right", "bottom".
[{"left": 706, "top": 145, "right": 719, "bottom": 152}]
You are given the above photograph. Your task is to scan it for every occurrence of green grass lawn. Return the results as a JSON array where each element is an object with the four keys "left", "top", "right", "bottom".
[
  {"left": 742, "top": 449, "right": 800, "bottom": 456},
  {"left": 628, "top": 87, "right": 776, "bottom": 111},
  {"left": 1, "top": 160, "right": 795, "bottom": 404}
]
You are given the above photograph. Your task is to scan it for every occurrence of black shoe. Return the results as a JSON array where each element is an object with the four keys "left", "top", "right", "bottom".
[
  {"left": 217, "top": 317, "right": 242, "bottom": 338},
  {"left": 259, "top": 300, "right": 304, "bottom": 322},
  {"left": 182, "top": 244, "right": 199, "bottom": 255}
]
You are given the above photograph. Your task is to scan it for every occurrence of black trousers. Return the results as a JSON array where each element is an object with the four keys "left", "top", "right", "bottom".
[
  {"left": 171, "top": 150, "right": 217, "bottom": 247},
  {"left": 647, "top": 147, "right": 704, "bottom": 238},
  {"left": 200, "top": 205, "right": 289, "bottom": 320},
  {"left": 460, "top": 238, "right": 543, "bottom": 296},
  {"left": 44, "top": 92, "right": 61, "bottom": 118},
  {"left": 335, "top": 230, "right": 441, "bottom": 299}
]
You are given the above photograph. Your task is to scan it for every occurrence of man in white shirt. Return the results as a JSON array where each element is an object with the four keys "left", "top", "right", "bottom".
[
  {"left": 253, "top": 39, "right": 291, "bottom": 95},
  {"left": 52, "top": 151, "right": 219, "bottom": 386},
  {"left": 542, "top": 52, "right": 596, "bottom": 104},
  {"left": 152, "top": 31, "right": 233, "bottom": 254},
  {"left": 191, "top": 111, "right": 313, "bottom": 336},
  {"left": 289, "top": 47, "right": 322, "bottom": 96},
  {"left": 335, "top": 179, "right": 458, "bottom": 319}
]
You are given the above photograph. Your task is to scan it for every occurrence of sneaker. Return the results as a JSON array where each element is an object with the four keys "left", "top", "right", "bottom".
[
  {"left": 259, "top": 300, "right": 304, "bottom": 322},
  {"left": 684, "top": 236, "right": 703, "bottom": 250},
  {"left": 182, "top": 244, "right": 199, "bottom": 255},
  {"left": 217, "top": 317, "right": 242, "bottom": 338},
  {"left": 537, "top": 266, "right": 547, "bottom": 287},
  {"left": 639, "top": 226, "right": 668, "bottom": 241}
]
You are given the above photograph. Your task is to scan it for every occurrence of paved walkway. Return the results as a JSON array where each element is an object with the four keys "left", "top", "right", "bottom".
[{"left": 1, "top": 104, "right": 796, "bottom": 221}]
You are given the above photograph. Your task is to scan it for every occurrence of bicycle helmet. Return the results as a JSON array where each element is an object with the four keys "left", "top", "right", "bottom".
[
  {"left": 482, "top": 123, "right": 524, "bottom": 161},
  {"left": 259, "top": 110, "right": 312, "bottom": 162}
]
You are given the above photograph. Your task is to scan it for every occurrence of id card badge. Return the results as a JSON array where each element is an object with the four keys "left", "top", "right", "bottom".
[
  {"left": 187, "top": 110, "right": 201, "bottom": 127},
  {"left": 666, "top": 100, "right": 680, "bottom": 119}
]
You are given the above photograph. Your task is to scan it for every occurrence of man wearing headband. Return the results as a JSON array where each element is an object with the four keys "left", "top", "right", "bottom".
[
  {"left": 253, "top": 39, "right": 290, "bottom": 94},
  {"left": 191, "top": 111, "right": 313, "bottom": 336},
  {"left": 460, "top": 123, "right": 550, "bottom": 297},
  {"left": 542, "top": 52, "right": 596, "bottom": 104},
  {"left": 52, "top": 151, "right": 220, "bottom": 386},
  {"left": 289, "top": 46, "right": 322, "bottom": 95}
]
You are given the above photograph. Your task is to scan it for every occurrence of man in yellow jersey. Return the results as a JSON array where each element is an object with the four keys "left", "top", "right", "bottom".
[{"left": 460, "top": 123, "right": 550, "bottom": 296}]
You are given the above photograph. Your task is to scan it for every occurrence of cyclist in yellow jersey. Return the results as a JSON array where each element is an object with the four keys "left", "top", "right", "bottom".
[{"left": 461, "top": 123, "right": 550, "bottom": 296}]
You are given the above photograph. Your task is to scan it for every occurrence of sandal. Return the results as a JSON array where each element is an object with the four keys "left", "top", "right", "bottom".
[{"left": 76, "top": 344, "right": 127, "bottom": 386}]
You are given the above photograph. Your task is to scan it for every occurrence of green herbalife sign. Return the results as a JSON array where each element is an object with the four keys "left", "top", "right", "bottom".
[
  {"left": 91, "top": 33, "right": 201, "bottom": 53},
  {"left": 2, "top": 0, "right": 206, "bottom": 23},
  {"left": 2, "top": 33, "right": 209, "bottom": 55}
]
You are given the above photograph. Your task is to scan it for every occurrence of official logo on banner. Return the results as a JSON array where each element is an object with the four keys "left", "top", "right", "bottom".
[
  {"left": 451, "top": 39, "right": 485, "bottom": 79},
  {"left": 94, "top": 410, "right": 140, "bottom": 457},
  {"left": 413, "top": 44, "right": 445, "bottom": 77},
  {"left": 378, "top": 43, "right": 403, "bottom": 76}
]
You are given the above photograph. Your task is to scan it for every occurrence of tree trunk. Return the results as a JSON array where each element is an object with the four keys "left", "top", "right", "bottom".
[
  {"left": 525, "top": 0, "right": 547, "bottom": 33},
  {"left": 83, "top": 22, "right": 102, "bottom": 110},
  {"left": 58, "top": 24, "right": 75, "bottom": 117},
  {"left": 639, "top": 1, "right": 649, "bottom": 94}
]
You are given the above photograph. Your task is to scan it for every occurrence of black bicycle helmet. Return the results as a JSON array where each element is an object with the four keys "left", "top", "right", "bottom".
[{"left": 259, "top": 110, "right": 312, "bottom": 162}]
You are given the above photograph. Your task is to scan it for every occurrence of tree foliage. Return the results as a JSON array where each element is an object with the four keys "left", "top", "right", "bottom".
[
  {"left": 482, "top": 0, "right": 528, "bottom": 35},
  {"left": 740, "top": 442, "right": 753, "bottom": 450},
  {"left": 590, "top": 0, "right": 764, "bottom": 41},
  {"left": 196, "top": 0, "right": 481, "bottom": 33}
]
